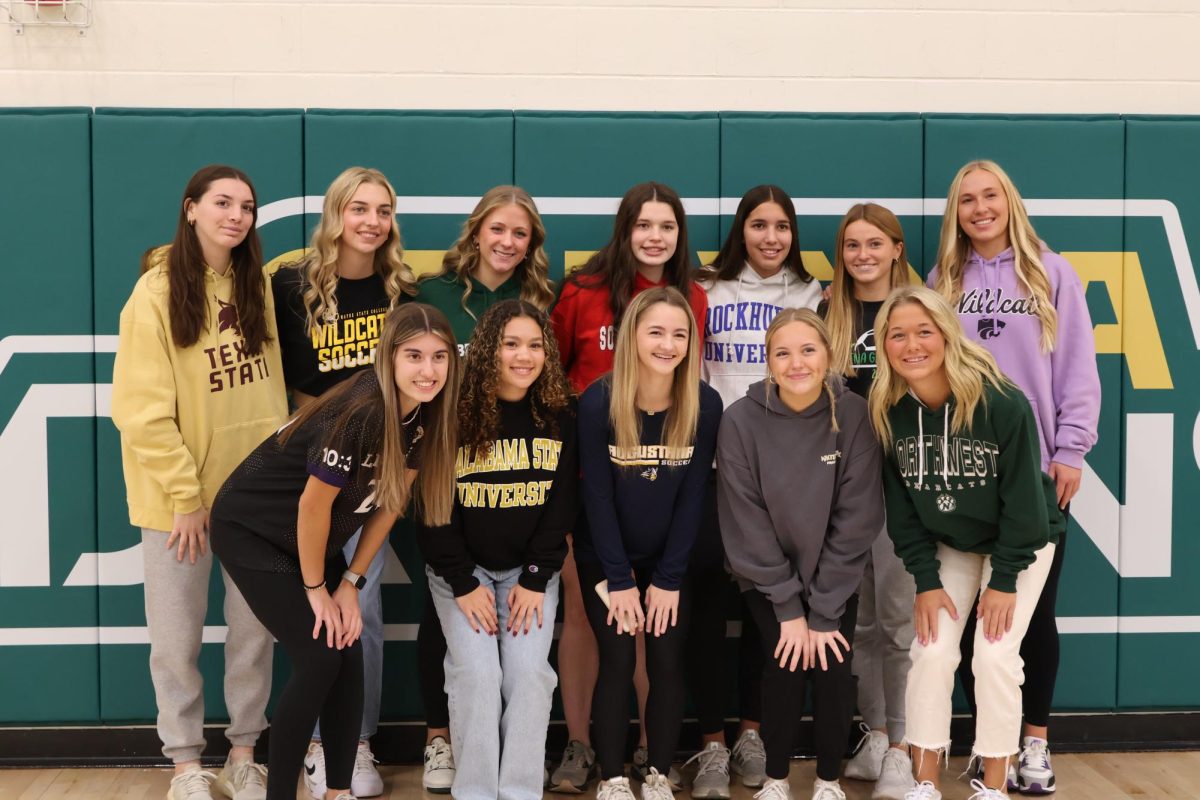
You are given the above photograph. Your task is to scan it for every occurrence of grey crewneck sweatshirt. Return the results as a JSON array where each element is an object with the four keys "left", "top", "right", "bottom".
[{"left": 716, "top": 377, "right": 884, "bottom": 631}]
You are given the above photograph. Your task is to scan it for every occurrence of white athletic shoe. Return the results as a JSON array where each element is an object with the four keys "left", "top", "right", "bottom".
[
  {"left": 811, "top": 778, "right": 846, "bottom": 800},
  {"left": 642, "top": 768, "right": 676, "bottom": 800},
  {"left": 845, "top": 725, "right": 889, "bottom": 781},
  {"left": 351, "top": 740, "right": 383, "bottom": 797},
  {"left": 753, "top": 777, "right": 793, "bottom": 800},
  {"left": 597, "top": 776, "right": 638, "bottom": 800},
  {"left": 213, "top": 759, "right": 266, "bottom": 800},
  {"left": 903, "top": 782, "right": 942, "bottom": 800},
  {"left": 872, "top": 748, "right": 915, "bottom": 800},
  {"left": 302, "top": 741, "right": 326, "bottom": 799},
  {"left": 422, "top": 736, "right": 455, "bottom": 794},
  {"left": 167, "top": 768, "right": 218, "bottom": 800},
  {"left": 966, "top": 778, "right": 1007, "bottom": 800}
]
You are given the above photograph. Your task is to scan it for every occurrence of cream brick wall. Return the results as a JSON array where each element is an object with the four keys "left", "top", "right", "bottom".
[{"left": 1, "top": 0, "right": 1199, "bottom": 111}]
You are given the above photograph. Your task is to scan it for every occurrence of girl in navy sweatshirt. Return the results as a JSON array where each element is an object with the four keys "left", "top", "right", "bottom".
[
  {"left": 417, "top": 300, "right": 578, "bottom": 800},
  {"left": 717, "top": 308, "right": 884, "bottom": 800},
  {"left": 932, "top": 160, "right": 1100, "bottom": 794},
  {"left": 575, "top": 287, "right": 722, "bottom": 800}
]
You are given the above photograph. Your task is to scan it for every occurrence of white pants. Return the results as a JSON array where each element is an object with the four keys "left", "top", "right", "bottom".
[{"left": 904, "top": 542, "right": 1055, "bottom": 758}]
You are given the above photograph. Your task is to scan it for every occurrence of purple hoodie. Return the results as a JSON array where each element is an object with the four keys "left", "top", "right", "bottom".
[{"left": 929, "top": 248, "right": 1100, "bottom": 471}]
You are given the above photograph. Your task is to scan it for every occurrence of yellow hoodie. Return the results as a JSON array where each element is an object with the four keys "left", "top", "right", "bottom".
[{"left": 111, "top": 248, "right": 288, "bottom": 532}]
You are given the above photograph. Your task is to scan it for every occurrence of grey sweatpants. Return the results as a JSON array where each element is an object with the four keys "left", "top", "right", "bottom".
[
  {"left": 852, "top": 525, "right": 916, "bottom": 744},
  {"left": 142, "top": 528, "right": 274, "bottom": 763}
]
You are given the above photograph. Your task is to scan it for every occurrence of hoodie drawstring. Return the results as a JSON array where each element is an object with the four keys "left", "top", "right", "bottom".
[
  {"left": 915, "top": 403, "right": 951, "bottom": 487},
  {"left": 942, "top": 410, "right": 950, "bottom": 486},
  {"left": 916, "top": 407, "right": 925, "bottom": 487}
]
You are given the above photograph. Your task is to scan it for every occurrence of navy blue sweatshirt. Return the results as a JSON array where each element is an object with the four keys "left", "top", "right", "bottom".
[{"left": 574, "top": 377, "right": 723, "bottom": 591}]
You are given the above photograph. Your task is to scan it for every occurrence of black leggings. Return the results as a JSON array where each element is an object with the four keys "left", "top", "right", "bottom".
[
  {"left": 687, "top": 472, "right": 763, "bottom": 734},
  {"left": 744, "top": 590, "right": 858, "bottom": 783},
  {"left": 958, "top": 526, "right": 1067, "bottom": 729},
  {"left": 418, "top": 584, "right": 450, "bottom": 730},
  {"left": 223, "top": 559, "right": 363, "bottom": 800},
  {"left": 579, "top": 559, "right": 693, "bottom": 780}
]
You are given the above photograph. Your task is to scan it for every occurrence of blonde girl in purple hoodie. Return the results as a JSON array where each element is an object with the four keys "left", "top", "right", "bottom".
[{"left": 931, "top": 159, "right": 1101, "bottom": 795}]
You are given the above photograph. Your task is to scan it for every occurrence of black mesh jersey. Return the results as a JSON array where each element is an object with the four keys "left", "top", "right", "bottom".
[{"left": 211, "top": 370, "right": 421, "bottom": 573}]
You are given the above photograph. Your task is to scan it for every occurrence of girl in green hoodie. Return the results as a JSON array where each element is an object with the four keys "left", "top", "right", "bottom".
[{"left": 868, "top": 286, "right": 1062, "bottom": 800}]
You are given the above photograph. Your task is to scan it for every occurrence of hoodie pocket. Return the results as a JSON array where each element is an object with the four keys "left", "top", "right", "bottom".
[{"left": 197, "top": 418, "right": 281, "bottom": 502}]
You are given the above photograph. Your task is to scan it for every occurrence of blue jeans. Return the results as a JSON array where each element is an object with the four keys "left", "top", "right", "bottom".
[
  {"left": 428, "top": 566, "right": 560, "bottom": 800},
  {"left": 314, "top": 527, "right": 388, "bottom": 741}
]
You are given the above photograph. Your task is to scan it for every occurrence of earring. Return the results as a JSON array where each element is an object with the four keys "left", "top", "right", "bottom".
[{"left": 187, "top": 217, "right": 195, "bottom": 226}]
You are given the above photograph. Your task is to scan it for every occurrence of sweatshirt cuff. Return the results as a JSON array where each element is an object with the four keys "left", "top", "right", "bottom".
[
  {"left": 807, "top": 611, "right": 839, "bottom": 633},
  {"left": 518, "top": 565, "right": 551, "bottom": 593},
  {"left": 986, "top": 570, "right": 1018, "bottom": 594},
  {"left": 1050, "top": 448, "right": 1086, "bottom": 470},
  {"left": 448, "top": 573, "right": 481, "bottom": 598},
  {"left": 772, "top": 595, "right": 807, "bottom": 624},
  {"left": 914, "top": 571, "right": 944, "bottom": 593},
  {"left": 173, "top": 495, "right": 203, "bottom": 515}
]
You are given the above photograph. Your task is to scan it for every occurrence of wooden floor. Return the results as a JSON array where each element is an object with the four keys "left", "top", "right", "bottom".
[{"left": 3, "top": 752, "right": 1199, "bottom": 799}]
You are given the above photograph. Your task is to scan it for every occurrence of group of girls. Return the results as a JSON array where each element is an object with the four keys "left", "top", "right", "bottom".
[{"left": 111, "top": 156, "right": 1098, "bottom": 800}]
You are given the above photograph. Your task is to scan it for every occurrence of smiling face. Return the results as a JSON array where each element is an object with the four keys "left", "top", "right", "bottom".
[
  {"left": 841, "top": 218, "right": 903, "bottom": 299},
  {"left": 629, "top": 201, "right": 679, "bottom": 268},
  {"left": 392, "top": 332, "right": 450, "bottom": 409},
  {"left": 767, "top": 321, "right": 828, "bottom": 411},
  {"left": 186, "top": 177, "right": 255, "bottom": 262},
  {"left": 883, "top": 301, "right": 947, "bottom": 389},
  {"left": 743, "top": 201, "right": 792, "bottom": 278},
  {"left": 474, "top": 203, "right": 532, "bottom": 284},
  {"left": 634, "top": 301, "right": 690, "bottom": 378},
  {"left": 496, "top": 315, "right": 545, "bottom": 401},
  {"left": 340, "top": 181, "right": 393, "bottom": 257},
  {"left": 956, "top": 168, "right": 1011, "bottom": 257}
]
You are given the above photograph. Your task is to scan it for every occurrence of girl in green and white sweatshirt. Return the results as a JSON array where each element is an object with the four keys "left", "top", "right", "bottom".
[{"left": 868, "top": 286, "right": 1064, "bottom": 800}]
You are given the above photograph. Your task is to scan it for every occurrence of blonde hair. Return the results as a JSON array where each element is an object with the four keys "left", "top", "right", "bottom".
[
  {"left": 932, "top": 160, "right": 1058, "bottom": 352},
  {"left": 278, "top": 303, "right": 461, "bottom": 525},
  {"left": 438, "top": 186, "right": 555, "bottom": 314},
  {"left": 826, "top": 203, "right": 914, "bottom": 376},
  {"left": 609, "top": 287, "right": 701, "bottom": 457},
  {"left": 299, "top": 167, "right": 417, "bottom": 334},
  {"left": 764, "top": 308, "right": 840, "bottom": 432},
  {"left": 868, "top": 286, "right": 1011, "bottom": 444}
]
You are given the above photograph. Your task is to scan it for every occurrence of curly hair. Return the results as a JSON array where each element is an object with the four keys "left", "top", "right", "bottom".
[{"left": 457, "top": 299, "right": 574, "bottom": 458}]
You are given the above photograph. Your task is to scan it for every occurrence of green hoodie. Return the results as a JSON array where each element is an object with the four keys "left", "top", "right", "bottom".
[
  {"left": 883, "top": 382, "right": 1064, "bottom": 594},
  {"left": 414, "top": 271, "right": 523, "bottom": 355}
]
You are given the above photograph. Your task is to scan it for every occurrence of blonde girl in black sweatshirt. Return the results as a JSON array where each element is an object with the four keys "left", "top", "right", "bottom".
[
  {"left": 868, "top": 286, "right": 1063, "bottom": 800},
  {"left": 717, "top": 308, "right": 884, "bottom": 800}
]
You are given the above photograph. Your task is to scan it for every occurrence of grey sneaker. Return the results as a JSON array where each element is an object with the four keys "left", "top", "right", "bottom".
[
  {"left": 167, "top": 768, "right": 217, "bottom": 800},
  {"left": 872, "top": 748, "right": 915, "bottom": 800},
  {"left": 213, "top": 759, "right": 266, "bottom": 800},
  {"left": 731, "top": 729, "right": 767, "bottom": 788},
  {"left": 753, "top": 777, "right": 793, "bottom": 800},
  {"left": 422, "top": 736, "right": 455, "bottom": 794},
  {"left": 845, "top": 724, "right": 888, "bottom": 781},
  {"left": 683, "top": 742, "right": 731, "bottom": 799},
  {"left": 549, "top": 739, "right": 597, "bottom": 794},
  {"left": 631, "top": 746, "right": 682, "bottom": 790}
]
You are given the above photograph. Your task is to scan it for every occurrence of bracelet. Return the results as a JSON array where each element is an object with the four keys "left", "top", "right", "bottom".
[{"left": 302, "top": 578, "right": 325, "bottom": 590}]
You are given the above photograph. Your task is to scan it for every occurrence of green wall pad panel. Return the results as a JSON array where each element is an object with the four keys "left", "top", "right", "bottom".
[
  {"left": 515, "top": 112, "right": 721, "bottom": 281},
  {"left": 924, "top": 116, "right": 1127, "bottom": 710},
  {"left": 1116, "top": 118, "right": 1200, "bottom": 706},
  {"left": 303, "top": 110, "right": 515, "bottom": 281},
  {"left": 91, "top": 109, "right": 304, "bottom": 722},
  {"left": 0, "top": 108, "right": 99, "bottom": 722},
  {"left": 720, "top": 113, "right": 925, "bottom": 281}
]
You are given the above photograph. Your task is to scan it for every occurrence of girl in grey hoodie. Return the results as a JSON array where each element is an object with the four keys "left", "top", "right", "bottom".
[{"left": 717, "top": 308, "right": 884, "bottom": 800}]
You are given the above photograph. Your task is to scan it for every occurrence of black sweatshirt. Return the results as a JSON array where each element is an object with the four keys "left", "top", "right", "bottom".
[
  {"left": 574, "top": 377, "right": 723, "bottom": 592},
  {"left": 417, "top": 397, "right": 579, "bottom": 596}
]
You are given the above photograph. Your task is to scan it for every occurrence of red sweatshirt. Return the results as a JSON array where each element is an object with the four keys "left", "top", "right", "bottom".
[{"left": 551, "top": 271, "right": 709, "bottom": 394}]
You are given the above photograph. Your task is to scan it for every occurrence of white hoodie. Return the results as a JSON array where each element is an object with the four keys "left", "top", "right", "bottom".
[{"left": 700, "top": 262, "right": 822, "bottom": 406}]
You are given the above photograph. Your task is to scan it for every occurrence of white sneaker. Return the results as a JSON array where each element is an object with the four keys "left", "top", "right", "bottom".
[
  {"left": 966, "top": 778, "right": 1007, "bottom": 800},
  {"left": 213, "top": 759, "right": 267, "bottom": 800},
  {"left": 753, "top": 777, "right": 793, "bottom": 800},
  {"left": 328, "top": 794, "right": 355, "bottom": 800},
  {"left": 597, "top": 776, "right": 638, "bottom": 800},
  {"left": 350, "top": 740, "right": 383, "bottom": 797},
  {"left": 303, "top": 741, "right": 326, "bottom": 799},
  {"left": 845, "top": 725, "right": 889, "bottom": 781},
  {"left": 422, "top": 736, "right": 455, "bottom": 794},
  {"left": 903, "top": 782, "right": 941, "bottom": 800},
  {"left": 1015, "top": 736, "right": 1056, "bottom": 794},
  {"left": 642, "top": 768, "right": 676, "bottom": 800},
  {"left": 872, "top": 748, "right": 915, "bottom": 800},
  {"left": 167, "top": 768, "right": 218, "bottom": 800},
  {"left": 811, "top": 778, "right": 846, "bottom": 800}
]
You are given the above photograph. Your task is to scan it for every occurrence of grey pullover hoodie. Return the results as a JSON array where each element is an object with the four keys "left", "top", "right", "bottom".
[{"left": 716, "top": 377, "right": 884, "bottom": 631}]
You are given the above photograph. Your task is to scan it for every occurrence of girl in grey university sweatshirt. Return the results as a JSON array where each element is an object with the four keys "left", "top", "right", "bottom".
[{"left": 717, "top": 308, "right": 884, "bottom": 800}]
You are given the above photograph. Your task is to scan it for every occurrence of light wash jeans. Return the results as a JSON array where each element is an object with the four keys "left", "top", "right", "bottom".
[
  {"left": 853, "top": 524, "right": 916, "bottom": 743},
  {"left": 314, "top": 527, "right": 388, "bottom": 741},
  {"left": 427, "top": 565, "right": 560, "bottom": 800},
  {"left": 904, "top": 542, "right": 1055, "bottom": 758}
]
